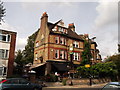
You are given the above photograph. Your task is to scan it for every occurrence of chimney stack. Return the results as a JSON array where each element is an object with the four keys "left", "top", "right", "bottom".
[
  {"left": 40, "top": 12, "right": 48, "bottom": 29},
  {"left": 68, "top": 23, "right": 75, "bottom": 32}
]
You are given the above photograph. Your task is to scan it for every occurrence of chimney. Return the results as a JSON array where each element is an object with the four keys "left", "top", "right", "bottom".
[
  {"left": 68, "top": 23, "right": 75, "bottom": 32},
  {"left": 40, "top": 12, "right": 48, "bottom": 29}
]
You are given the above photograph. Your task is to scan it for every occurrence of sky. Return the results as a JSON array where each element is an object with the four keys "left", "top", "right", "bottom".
[{"left": 0, "top": 0, "right": 118, "bottom": 59}]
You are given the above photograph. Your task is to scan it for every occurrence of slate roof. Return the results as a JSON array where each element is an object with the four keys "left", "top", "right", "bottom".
[
  {"left": 47, "top": 22, "right": 84, "bottom": 41},
  {"left": 47, "top": 21, "right": 97, "bottom": 46}
]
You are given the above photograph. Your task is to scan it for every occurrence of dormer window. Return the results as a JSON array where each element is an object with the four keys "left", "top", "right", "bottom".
[
  {"left": 58, "top": 27, "right": 64, "bottom": 32},
  {"left": 52, "top": 26, "right": 57, "bottom": 31}
]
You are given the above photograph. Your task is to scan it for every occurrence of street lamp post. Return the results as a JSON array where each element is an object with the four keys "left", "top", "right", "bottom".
[
  {"left": 85, "top": 64, "right": 92, "bottom": 86},
  {"left": 83, "top": 35, "right": 96, "bottom": 86},
  {"left": 69, "top": 44, "right": 74, "bottom": 78}
]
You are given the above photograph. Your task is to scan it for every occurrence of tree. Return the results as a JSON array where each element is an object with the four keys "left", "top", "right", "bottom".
[
  {"left": 14, "top": 49, "right": 23, "bottom": 66},
  {"left": 13, "top": 30, "right": 38, "bottom": 76},
  {"left": 80, "top": 39, "right": 92, "bottom": 66},
  {"left": 22, "top": 30, "right": 38, "bottom": 64},
  {"left": 118, "top": 44, "right": 120, "bottom": 53},
  {"left": 77, "top": 62, "right": 118, "bottom": 81},
  {"left": 14, "top": 50, "right": 24, "bottom": 76},
  {"left": 0, "top": 1, "right": 5, "bottom": 24},
  {"left": 14, "top": 30, "right": 38, "bottom": 66},
  {"left": 106, "top": 54, "right": 120, "bottom": 80}
]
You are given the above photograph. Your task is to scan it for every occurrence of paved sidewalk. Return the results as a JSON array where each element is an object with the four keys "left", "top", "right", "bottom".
[{"left": 44, "top": 83, "right": 107, "bottom": 88}]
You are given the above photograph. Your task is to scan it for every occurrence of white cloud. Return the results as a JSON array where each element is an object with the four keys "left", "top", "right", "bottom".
[
  {"left": 93, "top": 1, "right": 118, "bottom": 59},
  {"left": 95, "top": 1, "right": 118, "bottom": 29},
  {"left": 16, "top": 37, "right": 27, "bottom": 50}
]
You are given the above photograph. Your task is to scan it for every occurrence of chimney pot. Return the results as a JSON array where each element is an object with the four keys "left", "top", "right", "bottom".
[
  {"left": 68, "top": 23, "right": 75, "bottom": 31},
  {"left": 42, "top": 12, "right": 47, "bottom": 16}
]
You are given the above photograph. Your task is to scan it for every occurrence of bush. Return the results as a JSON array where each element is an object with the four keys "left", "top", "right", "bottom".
[
  {"left": 45, "top": 74, "right": 58, "bottom": 82},
  {"left": 62, "top": 78, "right": 67, "bottom": 86}
]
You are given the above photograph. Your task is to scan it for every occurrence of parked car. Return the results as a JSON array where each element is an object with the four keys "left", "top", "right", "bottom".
[
  {"left": 0, "top": 78, "right": 42, "bottom": 90},
  {"left": 101, "top": 82, "right": 120, "bottom": 90}
]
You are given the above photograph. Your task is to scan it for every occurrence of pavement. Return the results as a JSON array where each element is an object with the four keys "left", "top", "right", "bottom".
[
  {"left": 43, "top": 82, "right": 107, "bottom": 90},
  {"left": 44, "top": 83, "right": 106, "bottom": 88}
]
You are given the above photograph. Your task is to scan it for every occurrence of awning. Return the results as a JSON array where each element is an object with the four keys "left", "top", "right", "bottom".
[
  {"left": 52, "top": 63, "right": 69, "bottom": 72},
  {"left": 30, "top": 63, "right": 46, "bottom": 69}
]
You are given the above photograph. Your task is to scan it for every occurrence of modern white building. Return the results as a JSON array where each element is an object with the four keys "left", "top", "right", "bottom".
[{"left": 0, "top": 29, "right": 16, "bottom": 77}]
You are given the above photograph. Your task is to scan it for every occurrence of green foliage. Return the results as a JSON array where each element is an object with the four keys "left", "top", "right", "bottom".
[
  {"left": 15, "top": 50, "right": 23, "bottom": 66},
  {"left": 62, "top": 78, "right": 67, "bottom": 86},
  {"left": 81, "top": 40, "right": 92, "bottom": 66},
  {"left": 14, "top": 50, "right": 24, "bottom": 76},
  {"left": 118, "top": 44, "right": 120, "bottom": 53},
  {"left": 77, "top": 66, "right": 90, "bottom": 78},
  {"left": 77, "top": 62, "right": 118, "bottom": 81},
  {"left": 22, "top": 30, "right": 38, "bottom": 64},
  {"left": 106, "top": 54, "right": 120, "bottom": 79},
  {"left": 15, "top": 30, "right": 38, "bottom": 66},
  {"left": 0, "top": 1, "right": 5, "bottom": 24},
  {"left": 45, "top": 74, "right": 58, "bottom": 82}
]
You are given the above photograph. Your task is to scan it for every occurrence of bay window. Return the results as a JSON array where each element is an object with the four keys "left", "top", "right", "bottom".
[
  {"left": 55, "top": 50, "right": 59, "bottom": 59},
  {"left": 73, "top": 52, "right": 79, "bottom": 61},
  {"left": 54, "top": 49, "right": 67, "bottom": 60},
  {"left": 60, "top": 50, "right": 64, "bottom": 59}
]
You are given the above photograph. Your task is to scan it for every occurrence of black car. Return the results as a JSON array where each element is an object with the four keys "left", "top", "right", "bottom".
[{"left": 0, "top": 78, "right": 42, "bottom": 90}]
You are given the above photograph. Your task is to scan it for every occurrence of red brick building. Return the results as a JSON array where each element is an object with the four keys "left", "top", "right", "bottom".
[{"left": 31, "top": 12, "right": 102, "bottom": 76}]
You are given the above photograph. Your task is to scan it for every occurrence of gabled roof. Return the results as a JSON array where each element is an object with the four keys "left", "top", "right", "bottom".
[{"left": 47, "top": 21, "right": 84, "bottom": 41}]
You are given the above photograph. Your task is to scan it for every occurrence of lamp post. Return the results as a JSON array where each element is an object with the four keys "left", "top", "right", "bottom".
[
  {"left": 69, "top": 44, "right": 74, "bottom": 78},
  {"left": 85, "top": 64, "right": 92, "bottom": 86},
  {"left": 69, "top": 44, "right": 74, "bottom": 68},
  {"left": 83, "top": 35, "right": 96, "bottom": 86}
]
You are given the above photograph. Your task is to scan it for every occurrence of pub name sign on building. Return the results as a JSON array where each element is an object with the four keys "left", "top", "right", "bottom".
[{"left": 31, "top": 12, "right": 102, "bottom": 76}]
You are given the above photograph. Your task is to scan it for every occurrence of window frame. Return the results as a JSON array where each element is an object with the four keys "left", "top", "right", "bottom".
[
  {"left": 55, "top": 50, "right": 59, "bottom": 59},
  {"left": 73, "top": 41, "right": 79, "bottom": 48},
  {"left": 0, "top": 34, "right": 11, "bottom": 42},
  {"left": 0, "top": 49, "right": 9, "bottom": 59},
  {"left": 73, "top": 52, "right": 80, "bottom": 61}
]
